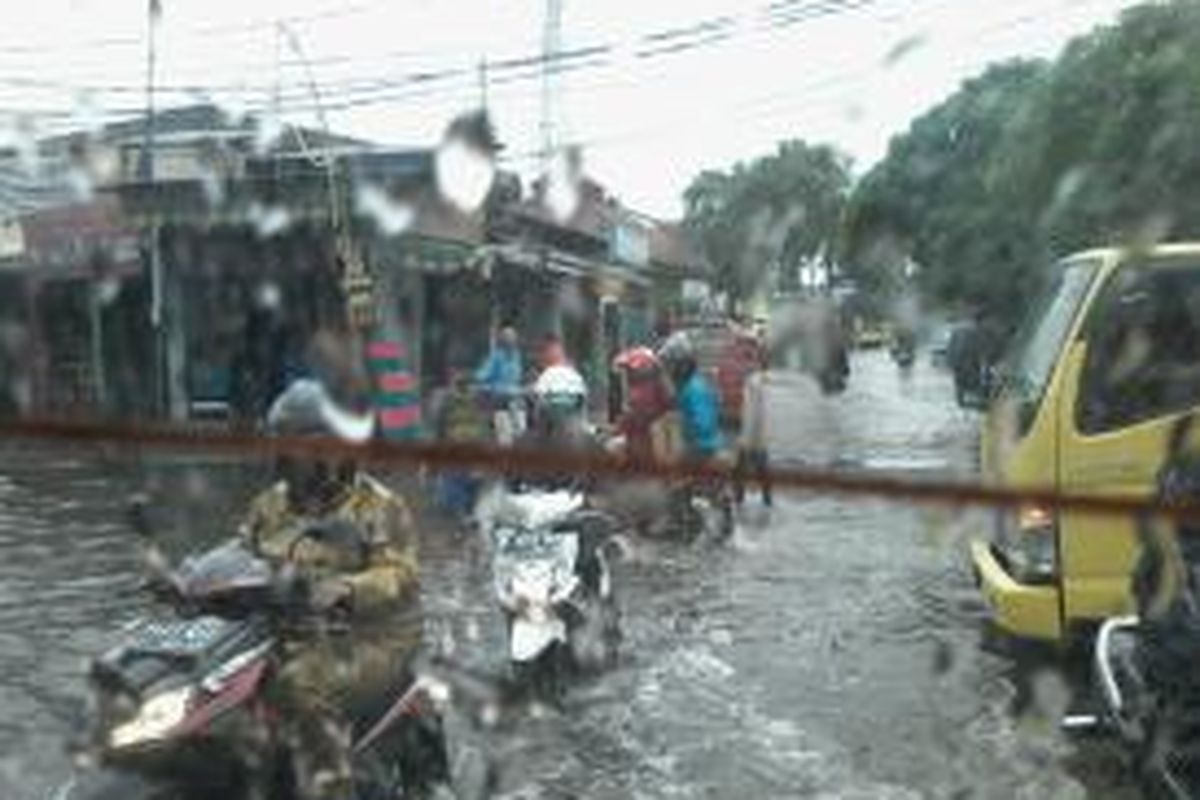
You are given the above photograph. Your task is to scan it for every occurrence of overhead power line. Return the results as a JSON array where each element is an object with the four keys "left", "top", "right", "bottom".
[
  {"left": 0, "top": 1, "right": 378, "bottom": 56},
  {"left": 496, "top": 0, "right": 1113, "bottom": 164},
  {"left": 0, "top": 0, "right": 1107, "bottom": 148},
  {"left": 0, "top": 0, "right": 894, "bottom": 111}
]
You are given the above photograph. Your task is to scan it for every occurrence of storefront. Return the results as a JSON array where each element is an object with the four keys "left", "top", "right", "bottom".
[{"left": 18, "top": 200, "right": 143, "bottom": 417}]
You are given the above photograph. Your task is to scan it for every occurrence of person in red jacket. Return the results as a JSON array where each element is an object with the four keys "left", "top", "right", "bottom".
[{"left": 612, "top": 346, "right": 673, "bottom": 464}]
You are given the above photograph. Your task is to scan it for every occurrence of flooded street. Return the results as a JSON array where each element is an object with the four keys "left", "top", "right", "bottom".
[{"left": 0, "top": 352, "right": 1130, "bottom": 799}]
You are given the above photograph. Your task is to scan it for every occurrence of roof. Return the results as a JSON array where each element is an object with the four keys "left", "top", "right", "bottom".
[
  {"left": 407, "top": 186, "right": 483, "bottom": 242},
  {"left": 515, "top": 176, "right": 613, "bottom": 243}
]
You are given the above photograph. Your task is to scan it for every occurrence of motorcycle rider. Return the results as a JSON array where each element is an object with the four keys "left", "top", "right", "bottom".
[
  {"left": 657, "top": 332, "right": 723, "bottom": 461},
  {"left": 1131, "top": 416, "right": 1200, "bottom": 704},
  {"left": 656, "top": 332, "right": 732, "bottom": 538},
  {"left": 240, "top": 376, "right": 421, "bottom": 800},
  {"left": 611, "top": 346, "right": 674, "bottom": 465},
  {"left": 515, "top": 357, "right": 592, "bottom": 491}
]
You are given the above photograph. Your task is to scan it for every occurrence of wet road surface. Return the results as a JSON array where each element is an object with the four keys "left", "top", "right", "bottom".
[{"left": 0, "top": 351, "right": 1136, "bottom": 799}]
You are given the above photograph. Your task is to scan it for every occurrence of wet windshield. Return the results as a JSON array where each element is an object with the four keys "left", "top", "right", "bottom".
[
  {"left": 8, "top": 1, "right": 1200, "bottom": 799},
  {"left": 1001, "top": 259, "right": 1098, "bottom": 428}
]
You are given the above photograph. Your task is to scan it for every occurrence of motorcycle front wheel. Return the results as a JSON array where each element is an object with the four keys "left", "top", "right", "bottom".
[{"left": 511, "top": 643, "right": 567, "bottom": 703}]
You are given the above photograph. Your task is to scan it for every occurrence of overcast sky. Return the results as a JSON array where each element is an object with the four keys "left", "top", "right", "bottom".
[{"left": 0, "top": 0, "right": 1142, "bottom": 218}]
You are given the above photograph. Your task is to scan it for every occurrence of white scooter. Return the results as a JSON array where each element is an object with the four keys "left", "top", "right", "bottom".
[{"left": 481, "top": 487, "right": 621, "bottom": 698}]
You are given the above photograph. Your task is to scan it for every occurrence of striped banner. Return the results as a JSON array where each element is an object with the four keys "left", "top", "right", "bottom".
[{"left": 367, "top": 337, "right": 422, "bottom": 441}]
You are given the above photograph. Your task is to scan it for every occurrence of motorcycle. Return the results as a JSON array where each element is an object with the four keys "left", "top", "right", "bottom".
[
  {"left": 1066, "top": 613, "right": 1200, "bottom": 799},
  {"left": 1062, "top": 413, "right": 1200, "bottom": 798},
  {"left": 483, "top": 487, "right": 621, "bottom": 698},
  {"left": 890, "top": 339, "right": 915, "bottom": 370},
  {"left": 57, "top": 513, "right": 456, "bottom": 800},
  {"left": 669, "top": 476, "right": 735, "bottom": 543}
]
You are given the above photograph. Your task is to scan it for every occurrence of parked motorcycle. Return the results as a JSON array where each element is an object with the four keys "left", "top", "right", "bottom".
[
  {"left": 57, "top": 514, "right": 456, "bottom": 800},
  {"left": 483, "top": 488, "right": 621, "bottom": 698}
]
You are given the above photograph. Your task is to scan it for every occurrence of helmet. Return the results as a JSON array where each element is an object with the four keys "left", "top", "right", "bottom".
[
  {"left": 266, "top": 379, "right": 375, "bottom": 443},
  {"left": 612, "top": 346, "right": 659, "bottom": 374},
  {"left": 532, "top": 364, "right": 587, "bottom": 411},
  {"left": 656, "top": 331, "right": 695, "bottom": 371},
  {"left": 531, "top": 365, "right": 587, "bottom": 438}
]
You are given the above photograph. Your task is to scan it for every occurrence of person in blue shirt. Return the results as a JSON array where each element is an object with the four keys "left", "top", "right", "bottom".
[
  {"left": 657, "top": 331, "right": 732, "bottom": 540},
  {"left": 658, "top": 332, "right": 723, "bottom": 458},
  {"left": 475, "top": 325, "right": 524, "bottom": 444}
]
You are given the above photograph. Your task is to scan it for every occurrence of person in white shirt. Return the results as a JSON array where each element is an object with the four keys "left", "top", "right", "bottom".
[{"left": 734, "top": 341, "right": 772, "bottom": 507}]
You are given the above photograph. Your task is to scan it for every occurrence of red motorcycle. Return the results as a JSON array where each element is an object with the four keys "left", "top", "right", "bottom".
[{"left": 57, "top": 514, "right": 456, "bottom": 800}]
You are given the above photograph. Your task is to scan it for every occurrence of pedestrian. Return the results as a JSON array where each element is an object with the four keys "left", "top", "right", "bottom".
[
  {"left": 948, "top": 312, "right": 999, "bottom": 407},
  {"left": 229, "top": 303, "right": 287, "bottom": 430},
  {"left": 475, "top": 325, "right": 524, "bottom": 445},
  {"left": 432, "top": 365, "right": 489, "bottom": 517},
  {"left": 538, "top": 331, "right": 569, "bottom": 370},
  {"left": 819, "top": 306, "right": 850, "bottom": 394},
  {"left": 733, "top": 339, "right": 772, "bottom": 507}
]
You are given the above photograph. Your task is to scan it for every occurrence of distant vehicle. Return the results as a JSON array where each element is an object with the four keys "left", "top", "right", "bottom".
[
  {"left": 928, "top": 324, "right": 961, "bottom": 367},
  {"left": 853, "top": 322, "right": 889, "bottom": 350},
  {"left": 889, "top": 329, "right": 915, "bottom": 369},
  {"left": 971, "top": 243, "right": 1200, "bottom": 645}
]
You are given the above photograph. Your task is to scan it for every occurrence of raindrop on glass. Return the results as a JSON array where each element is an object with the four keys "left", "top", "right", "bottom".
[
  {"left": 355, "top": 184, "right": 414, "bottom": 237},
  {"left": 436, "top": 137, "right": 495, "bottom": 214},
  {"left": 248, "top": 203, "right": 291, "bottom": 238}
]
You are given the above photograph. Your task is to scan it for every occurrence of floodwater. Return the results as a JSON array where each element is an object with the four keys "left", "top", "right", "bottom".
[{"left": 0, "top": 351, "right": 1135, "bottom": 799}]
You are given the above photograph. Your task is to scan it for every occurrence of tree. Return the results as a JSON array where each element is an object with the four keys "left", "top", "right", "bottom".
[
  {"left": 683, "top": 141, "right": 852, "bottom": 307},
  {"left": 996, "top": 1, "right": 1200, "bottom": 253},
  {"left": 843, "top": 59, "right": 1048, "bottom": 324},
  {"left": 846, "top": 0, "right": 1200, "bottom": 330}
]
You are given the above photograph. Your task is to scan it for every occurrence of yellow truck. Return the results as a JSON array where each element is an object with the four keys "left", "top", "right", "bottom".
[{"left": 971, "top": 243, "right": 1200, "bottom": 643}]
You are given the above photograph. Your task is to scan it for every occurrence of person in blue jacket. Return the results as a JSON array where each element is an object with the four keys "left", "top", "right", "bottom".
[{"left": 657, "top": 332, "right": 723, "bottom": 459}]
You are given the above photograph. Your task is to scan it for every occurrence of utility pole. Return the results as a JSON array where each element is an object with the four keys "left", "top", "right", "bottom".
[
  {"left": 540, "top": 0, "right": 563, "bottom": 177},
  {"left": 478, "top": 57, "right": 489, "bottom": 112},
  {"left": 144, "top": 0, "right": 167, "bottom": 418}
]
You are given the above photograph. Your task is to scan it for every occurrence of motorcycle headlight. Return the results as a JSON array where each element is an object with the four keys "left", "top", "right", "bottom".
[
  {"left": 109, "top": 685, "right": 192, "bottom": 750},
  {"left": 996, "top": 503, "right": 1058, "bottom": 584}
]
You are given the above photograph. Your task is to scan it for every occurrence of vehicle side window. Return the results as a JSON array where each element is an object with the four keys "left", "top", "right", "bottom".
[{"left": 1078, "top": 265, "right": 1200, "bottom": 434}]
